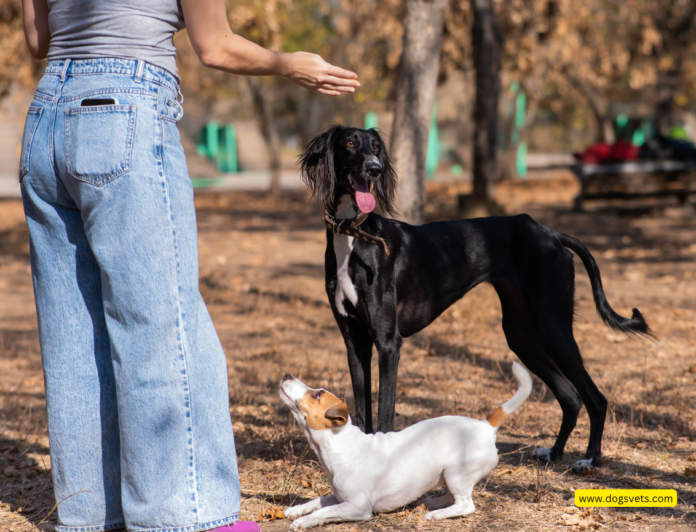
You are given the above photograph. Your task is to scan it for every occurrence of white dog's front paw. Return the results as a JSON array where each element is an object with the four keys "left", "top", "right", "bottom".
[
  {"left": 531, "top": 446, "right": 553, "bottom": 462},
  {"left": 284, "top": 506, "right": 310, "bottom": 520},
  {"left": 572, "top": 458, "right": 598, "bottom": 475},
  {"left": 290, "top": 515, "right": 317, "bottom": 530}
]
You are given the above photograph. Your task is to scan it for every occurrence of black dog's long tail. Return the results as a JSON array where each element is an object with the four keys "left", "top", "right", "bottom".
[{"left": 558, "top": 232, "right": 651, "bottom": 337}]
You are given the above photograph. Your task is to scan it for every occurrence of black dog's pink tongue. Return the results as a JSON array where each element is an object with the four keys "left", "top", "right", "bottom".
[{"left": 353, "top": 176, "right": 376, "bottom": 213}]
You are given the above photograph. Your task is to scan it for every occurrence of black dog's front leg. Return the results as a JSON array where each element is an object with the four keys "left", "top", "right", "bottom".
[
  {"left": 375, "top": 330, "right": 402, "bottom": 433},
  {"left": 338, "top": 317, "right": 375, "bottom": 433}
]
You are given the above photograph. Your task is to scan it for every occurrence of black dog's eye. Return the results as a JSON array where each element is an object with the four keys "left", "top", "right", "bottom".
[
  {"left": 373, "top": 145, "right": 380, "bottom": 153},
  {"left": 311, "top": 391, "right": 323, "bottom": 400},
  {"left": 346, "top": 140, "right": 355, "bottom": 148}
]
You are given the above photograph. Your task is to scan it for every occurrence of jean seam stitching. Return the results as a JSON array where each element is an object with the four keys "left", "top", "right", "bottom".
[
  {"left": 129, "top": 513, "right": 238, "bottom": 532},
  {"left": 49, "top": 78, "right": 69, "bottom": 173},
  {"left": 19, "top": 107, "right": 43, "bottom": 180},
  {"left": 46, "top": 71, "right": 178, "bottom": 95},
  {"left": 61, "top": 88, "right": 156, "bottom": 103},
  {"left": 55, "top": 522, "right": 126, "bottom": 532},
  {"left": 158, "top": 121, "right": 200, "bottom": 517}
]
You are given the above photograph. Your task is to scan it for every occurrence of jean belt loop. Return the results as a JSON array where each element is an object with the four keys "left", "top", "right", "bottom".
[
  {"left": 59, "top": 59, "right": 71, "bottom": 83},
  {"left": 134, "top": 60, "right": 145, "bottom": 83}
]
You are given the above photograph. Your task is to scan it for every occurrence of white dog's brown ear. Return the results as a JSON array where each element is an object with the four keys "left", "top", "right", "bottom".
[{"left": 324, "top": 401, "right": 349, "bottom": 427}]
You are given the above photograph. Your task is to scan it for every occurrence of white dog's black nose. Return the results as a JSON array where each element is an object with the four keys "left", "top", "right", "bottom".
[
  {"left": 282, "top": 373, "right": 294, "bottom": 382},
  {"left": 365, "top": 160, "right": 382, "bottom": 177}
]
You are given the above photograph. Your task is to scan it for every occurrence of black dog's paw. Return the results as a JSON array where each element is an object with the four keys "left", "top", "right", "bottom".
[{"left": 531, "top": 447, "right": 553, "bottom": 462}]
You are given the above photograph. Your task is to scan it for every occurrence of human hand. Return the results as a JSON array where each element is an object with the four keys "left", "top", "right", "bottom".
[{"left": 280, "top": 52, "right": 359, "bottom": 96}]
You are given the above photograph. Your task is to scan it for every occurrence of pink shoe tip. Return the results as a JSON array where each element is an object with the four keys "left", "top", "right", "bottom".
[{"left": 209, "top": 522, "right": 261, "bottom": 532}]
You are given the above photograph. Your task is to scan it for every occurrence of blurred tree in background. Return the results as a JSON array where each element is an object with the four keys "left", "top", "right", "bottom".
[
  {"left": 0, "top": 0, "right": 43, "bottom": 98},
  {"left": 4, "top": 0, "right": 696, "bottom": 214},
  {"left": 175, "top": 0, "right": 404, "bottom": 146}
]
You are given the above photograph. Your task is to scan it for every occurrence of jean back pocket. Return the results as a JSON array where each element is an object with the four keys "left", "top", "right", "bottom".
[
  {"left": 19, "top": 106, "right": 44, "bottom": 181},
  {"left": 65, "top": 105, "right": 137, "bottom": 186}
]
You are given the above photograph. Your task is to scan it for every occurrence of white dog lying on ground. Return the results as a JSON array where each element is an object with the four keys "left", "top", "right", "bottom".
[{"left": 279, "top": 361, "right": 533, "bottom": 529}]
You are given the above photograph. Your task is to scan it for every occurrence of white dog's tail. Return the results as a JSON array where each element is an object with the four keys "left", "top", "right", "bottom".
[{"left": 485, "top": 361, "right": 533, "bottom": 428}]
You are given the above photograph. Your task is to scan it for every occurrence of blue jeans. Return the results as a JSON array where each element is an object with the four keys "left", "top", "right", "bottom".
[{"left": 20, "top": 59, "right": 240, "bottom": 532}]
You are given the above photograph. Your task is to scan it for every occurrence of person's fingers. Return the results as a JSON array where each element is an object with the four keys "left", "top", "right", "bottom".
[
  {"left": 317, "top": 84, "right": 355, "bottom": 93},
  {"left": 326, "top": 64, "right": 359, "bottom": 80},
  {"left": 317, "top": 88, "right": 342, "bottom": 96},
  {"left": 320, "top": 75, "right": 360, "bottom": 88}
]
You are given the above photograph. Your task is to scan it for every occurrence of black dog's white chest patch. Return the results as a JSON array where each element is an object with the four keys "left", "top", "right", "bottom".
[{"left": 334, "top": 196, "right": 360, "bottom": 316}]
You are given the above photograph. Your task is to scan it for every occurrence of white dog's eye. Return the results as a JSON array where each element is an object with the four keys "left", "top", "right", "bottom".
[{"left": 311, "top": 391, "right": 323, "bottom": 400}]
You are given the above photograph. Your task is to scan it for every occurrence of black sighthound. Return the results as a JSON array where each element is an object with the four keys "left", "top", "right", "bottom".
[{"left": 299, "top": 125, "right": 650, "bottom": 473}]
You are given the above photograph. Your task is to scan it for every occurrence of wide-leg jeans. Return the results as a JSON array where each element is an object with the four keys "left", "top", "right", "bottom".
[{"left": 19, "top": 58, "right": 240, "bottom": 532}]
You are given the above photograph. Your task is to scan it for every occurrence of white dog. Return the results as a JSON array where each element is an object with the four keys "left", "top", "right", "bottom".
[{"left": 279, "top": 361, "right": 532, "bottom": 529}]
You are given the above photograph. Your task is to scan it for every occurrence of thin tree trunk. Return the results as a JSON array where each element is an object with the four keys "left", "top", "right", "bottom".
[
  {"left": 247, "top": 77, "right": 282, "bottom": 197},
  {"left": 462, "top": 0, "right": 504, "bottom": 217},
  {"left": 390, "top": 0, "right": 448, "bottom": 224},
  {"left": 246, "top": 0, "right": 283, "bottom": 197},
  {"left": 654, "top": 4, "right": 696, "bottom": 135},
  {"left": 561, "top": 69, "right": 614, "bottom": 144}
]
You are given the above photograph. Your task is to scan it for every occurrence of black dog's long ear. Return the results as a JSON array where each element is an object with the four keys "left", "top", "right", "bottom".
[
  {"left": 371, "top": 129, "right": 398, "bottom": 217},
  {"left": 299, "top": 125, "right": 342, "bottom": 211}
]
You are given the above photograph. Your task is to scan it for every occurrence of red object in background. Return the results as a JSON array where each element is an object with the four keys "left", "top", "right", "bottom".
[{"left": 580, "top": 141, "right": 640, "bottom": 164}]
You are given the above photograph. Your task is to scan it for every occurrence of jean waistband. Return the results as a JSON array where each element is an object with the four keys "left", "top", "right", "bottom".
[{"left": 44, "top": 58, "right": 179, "bottom": 95}]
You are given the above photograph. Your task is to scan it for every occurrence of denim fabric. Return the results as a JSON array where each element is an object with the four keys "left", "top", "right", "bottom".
[{"left": 20, "top": 59, "right": 240, "bottom": 532}]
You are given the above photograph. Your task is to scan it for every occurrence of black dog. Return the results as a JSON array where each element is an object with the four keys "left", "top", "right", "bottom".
[{"left": 299, "top": 125, "right": 650, "bottom": 471}]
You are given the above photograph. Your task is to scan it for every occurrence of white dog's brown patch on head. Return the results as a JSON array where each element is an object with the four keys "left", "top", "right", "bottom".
[{"left": 297, "top": 389, "right": 349, "bottom": 430}]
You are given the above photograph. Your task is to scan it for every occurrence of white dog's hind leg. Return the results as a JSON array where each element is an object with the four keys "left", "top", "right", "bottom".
[
  {"left": 290, "top": 501, "right": 372, "bottom": 530},
  {"left": 284, "top": 495, "right": 338, "bottom": 520},
  {"left": 423, "top": 495, "right": 475, "bottom": 521},
  {"left": 423, "top": 491, "right": 455, "bottom": 511},
  {"left": 424, "top": 458, "right": 494, "bottom": 521}
]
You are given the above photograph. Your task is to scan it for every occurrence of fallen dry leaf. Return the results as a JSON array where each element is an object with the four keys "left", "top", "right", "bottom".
[
  {"left": 559, "top": 513, "right": 582, "bottom": 525},
  {"left": 687, "top": 452, "right": 696, "bottom": 462},
  {"left": 579, "top": 465, "right": 600, "bottom": 477},
  {"left": 255, "top": 507, "right": 285, "bottom": 521},
  {"left": 684, "top": 466, "right": 696, "bottom": 477}
]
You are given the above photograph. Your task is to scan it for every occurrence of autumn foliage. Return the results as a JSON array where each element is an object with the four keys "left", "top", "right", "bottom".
[{"left": 2, "top": 0, "right": 696, "bottom": 137}]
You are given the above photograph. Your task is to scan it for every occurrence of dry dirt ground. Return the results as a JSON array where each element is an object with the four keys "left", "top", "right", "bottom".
[{"left": 1, "top": 175, "right": 695, "bottom": 532}]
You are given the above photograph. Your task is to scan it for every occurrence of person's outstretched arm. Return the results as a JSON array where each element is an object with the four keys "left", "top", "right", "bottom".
[
  {"left": 22, "top": 0, "right": 50, "bottom": 59},
  {"left": 181, "top": 0, "right": 359, "bottom": 96}
]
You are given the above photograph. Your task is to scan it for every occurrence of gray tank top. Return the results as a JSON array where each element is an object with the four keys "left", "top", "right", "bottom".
[{"left": 47, "top": 0, "right": 185, "bottom": 78}]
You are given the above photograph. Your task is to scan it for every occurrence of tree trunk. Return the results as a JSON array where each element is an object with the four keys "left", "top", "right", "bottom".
[
  {"left": 561, "top": 69, "right": 614, "bottom": 144},
  {"left": 654, "top": 4, "right": 696, "bottom": 135},
  {"left": 390, "top": 0, "right": 448, "bottom": 224},
  {"left": 461, "top": 0, "right": 504, "bottom": 218},
  {"left": 247, "top": 77, "right": 282, "bottom": 197}
]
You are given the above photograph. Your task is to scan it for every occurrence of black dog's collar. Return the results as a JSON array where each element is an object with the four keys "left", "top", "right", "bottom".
[{"left": 323, "top": 212, "right": 390, "bottom": 256}]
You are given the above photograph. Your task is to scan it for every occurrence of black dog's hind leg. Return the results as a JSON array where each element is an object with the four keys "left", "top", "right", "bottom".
[
  {"left": 338, "top": 317, "right": 375, "bottom": 433},
  {"left": 498, "top": 279, "right": 608, "bottom": 470},
  {"left": 496, "top": 283, "right": 584, "bottom": 462},
  {"left": 542, "top": 329, "right": 608, "bottom": 469}
]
